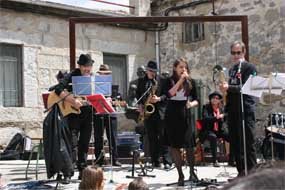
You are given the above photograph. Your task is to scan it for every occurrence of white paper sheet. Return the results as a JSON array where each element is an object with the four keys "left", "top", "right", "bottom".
[{"left": 241, "top": 74, "right": 284, "bottom": 98}]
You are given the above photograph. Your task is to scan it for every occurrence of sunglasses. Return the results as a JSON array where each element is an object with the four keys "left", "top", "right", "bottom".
[{"left": 231, "top": 51, "right": 242, "bottom": 55}]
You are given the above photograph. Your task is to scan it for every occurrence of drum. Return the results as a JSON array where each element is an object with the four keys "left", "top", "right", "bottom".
[
  {"left": 268, "top": 113, "right": 285, "bottom": 128},
  {"left": 262, "top": 125, "right": 285, "bottom": 160}
]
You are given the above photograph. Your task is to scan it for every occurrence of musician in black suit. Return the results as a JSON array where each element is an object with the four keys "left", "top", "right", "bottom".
[
  {"left": 93, "top": 64, "right": 122, "bottom": 167},
  {"left": 220, "top": 41, "right": 257, "bottom": 177},
  {"left": 54, "top": 54, "right": 94, "bottom": 180},
  {"left": 136, "top": 61, "right": 172, "bottom": 169}
]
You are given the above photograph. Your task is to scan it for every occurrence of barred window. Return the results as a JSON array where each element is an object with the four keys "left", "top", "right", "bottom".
[
  {"left": 183, "top": 22, "right": 205, "bottom": 43},
  {"left": 0, "top": 43, "right": 23, "bottom": 107},
  {"left": 103, "top": 53, "right": 127, "bottom": 99}
]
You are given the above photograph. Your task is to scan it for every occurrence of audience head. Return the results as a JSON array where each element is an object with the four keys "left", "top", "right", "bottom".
[
  {"left": 222, "top": 161, "right": 285, "bottom": 190},
  {"left": 79, "top": 166, "right": 104, "bottom": 190},
  {"left": 128, "top": 177, "right": 149, "bottom": 190}
]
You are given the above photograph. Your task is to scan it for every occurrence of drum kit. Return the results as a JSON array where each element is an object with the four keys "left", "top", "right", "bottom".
[{"left": 262, "top": 112, "right": 285, "bottom": 160}]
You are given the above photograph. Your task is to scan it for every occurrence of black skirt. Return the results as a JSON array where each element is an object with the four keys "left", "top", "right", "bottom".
[{"left": 165, "top": 100, "right": 195, "bottom": 148}]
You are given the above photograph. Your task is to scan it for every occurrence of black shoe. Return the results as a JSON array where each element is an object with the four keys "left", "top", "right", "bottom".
[
  {"left": 213, "top": 161, "right": 220, "bottom": 167},
  {"left": 112, "top": 160, "right": 122, "bottom": 167},
  {"left": 61, "top": 176, "right": 71, "bottom": 184},
  {"left": 78, "top": 171, "right": 82, "bottom": 180},
  {"left": 189, "top": 171, "right": 199, "bottom": 182},
  {"left": 164, "top": 164, "right": 171, "bottom": 170},
  {"left": 228, "top": 160, "right": 236, "bottom": 167},
  {"left": 152, "top": 162, "right": 161, "bottom": 168}
]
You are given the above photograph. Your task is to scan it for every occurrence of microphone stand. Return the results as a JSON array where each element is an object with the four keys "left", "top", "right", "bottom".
[{"left": 237, "top": 60, "right": 248, "bottom": 176}]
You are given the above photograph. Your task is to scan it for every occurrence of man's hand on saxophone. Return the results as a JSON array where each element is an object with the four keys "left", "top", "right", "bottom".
[{"left": 150, "top": 95, "right": 160, "bottom": 104}]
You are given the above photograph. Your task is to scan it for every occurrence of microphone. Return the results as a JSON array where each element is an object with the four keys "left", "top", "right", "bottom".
[{"left": 237, "top": 59, "right": 243, "bottom": 74}]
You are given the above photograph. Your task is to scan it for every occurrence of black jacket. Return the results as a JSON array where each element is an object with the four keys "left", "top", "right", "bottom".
[
  {"left": 199, "top": 104, "right": 224, "bottom": 142},
  {"left": 202, "top": 104, "right": 224, "bottom": 132},
  {"left": 226, "top": 61, "right": 257, "bottom": 113},
  {"left": 136, "top": 75, "right": 168, "bottom": 120}
]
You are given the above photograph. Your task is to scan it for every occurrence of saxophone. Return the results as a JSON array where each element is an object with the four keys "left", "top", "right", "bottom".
[{"left": 138, "top": 79, "right": 157, "bottom": 124}]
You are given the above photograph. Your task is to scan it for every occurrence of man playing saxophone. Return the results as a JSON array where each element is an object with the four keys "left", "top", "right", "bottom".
[{"left": 136, "top": 60, "right": 172, "bottom": 169}]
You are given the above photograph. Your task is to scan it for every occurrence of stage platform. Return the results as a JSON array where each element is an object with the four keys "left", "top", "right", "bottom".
[{"left": 0, "top": 159, "right": 238, "bottom": 189}]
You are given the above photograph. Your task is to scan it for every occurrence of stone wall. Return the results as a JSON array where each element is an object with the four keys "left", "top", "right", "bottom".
[
  {"left": 152, "top": 0, "right": 285, "bottom": 124},
  {"left": 0, "top": 8, "right": 155, "bottom": 146}
]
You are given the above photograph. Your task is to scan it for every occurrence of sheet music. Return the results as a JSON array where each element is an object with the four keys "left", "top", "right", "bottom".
[{"left": 241, "top": 75, "right": 284, "bottom": 98}]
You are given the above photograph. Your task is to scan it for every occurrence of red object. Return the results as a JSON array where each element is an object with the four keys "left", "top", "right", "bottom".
[
  {"left": 196, "top": 119, "right": 203, "bottom": 131},
  {"left": 86, "top": 94, "right": 115, "bottom": 114},
  {"left": 213, "top": 108, "right": 219, "bottom": 131},
  {"left": 42, "top": 93, "right": 50, "bottom": 109}
]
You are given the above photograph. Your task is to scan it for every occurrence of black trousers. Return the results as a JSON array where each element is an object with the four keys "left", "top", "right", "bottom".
[
  {"left": 205, "top": 130, "right": 229, "bottom": 163},
  {"left": 94, "top": 114, "right": 118, "bottom": 162},
  {"left": 228, "top": 111, "right": 257, "bottom": 174},
  {"left": 67, "top": 107, "right": 93, "bottom": 171},
  {"left": 145, "top": 112, "right": 171, "bottom": 165}
]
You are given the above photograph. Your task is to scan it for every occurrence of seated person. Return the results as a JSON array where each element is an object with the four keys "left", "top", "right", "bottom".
[{"left": 200, "top": 91, "right": 229, "bottom": 167}]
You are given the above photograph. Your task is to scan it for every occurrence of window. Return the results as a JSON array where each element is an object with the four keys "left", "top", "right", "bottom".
[
  {"left": 183, "top": 22, "right": 205, "bottom": 43},
  {"left": 0, "top": 43, "right": 23, "bottom": 107},
  {"left": 103, "top": 53, "right": 127, "bottom": 99}
]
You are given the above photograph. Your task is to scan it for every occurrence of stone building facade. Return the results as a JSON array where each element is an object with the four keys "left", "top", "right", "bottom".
[{"left": 0, "top": 0, "right": 155, "bottom": 145}]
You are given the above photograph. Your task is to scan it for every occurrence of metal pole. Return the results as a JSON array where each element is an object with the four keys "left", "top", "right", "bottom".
[{"left": 238, "top": 61, "right": 248, "bottom": 176}]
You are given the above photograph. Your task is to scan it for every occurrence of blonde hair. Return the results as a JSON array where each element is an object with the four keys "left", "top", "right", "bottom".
[{"left": 79, "top": 166, "right": 104, "bottom": 190}]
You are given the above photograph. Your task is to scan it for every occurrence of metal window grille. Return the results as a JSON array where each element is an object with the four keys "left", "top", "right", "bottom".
[{"left": 183, "top": 22, "right": 205, "bottom": 43}]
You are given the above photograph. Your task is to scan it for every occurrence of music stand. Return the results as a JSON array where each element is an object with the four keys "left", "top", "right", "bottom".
[
  {"left": 242, "top": 73, "right": 285, "bottom": 165},
  {"left": 86, "top": 94, "right": 116, "bottom": 183}
]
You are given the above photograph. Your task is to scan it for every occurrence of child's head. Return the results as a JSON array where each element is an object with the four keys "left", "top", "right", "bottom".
[
  {"left": 128, "top": 177, "right": 149, "bottom": 190},
  {"left": 79, "top": 166, "right": 104, "bottom": 190}
]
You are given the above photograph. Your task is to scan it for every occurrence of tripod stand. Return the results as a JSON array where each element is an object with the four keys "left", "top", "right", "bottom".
[{"left": 126, "top": 149, "right": 155, "bottom": 178}]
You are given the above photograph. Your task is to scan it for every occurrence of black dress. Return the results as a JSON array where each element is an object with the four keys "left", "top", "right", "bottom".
[{"left": 163, "top": 78, "right": 198, "bottom": 148}]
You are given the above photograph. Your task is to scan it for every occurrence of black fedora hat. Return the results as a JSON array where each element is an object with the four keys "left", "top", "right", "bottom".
[
  {"left": 209, "top": 91, "right": 222, "bottom": 100},
  {"left": 77, "top": 54, "right": 94, "bottom": 66},
  {"left": 146, "top": 60, "right": 158, "bottom": 72}
]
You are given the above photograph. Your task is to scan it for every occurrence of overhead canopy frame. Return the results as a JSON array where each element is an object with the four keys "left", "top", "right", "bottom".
[{"left": 69, "top": 16, "right": 249, "bottom": 70}]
